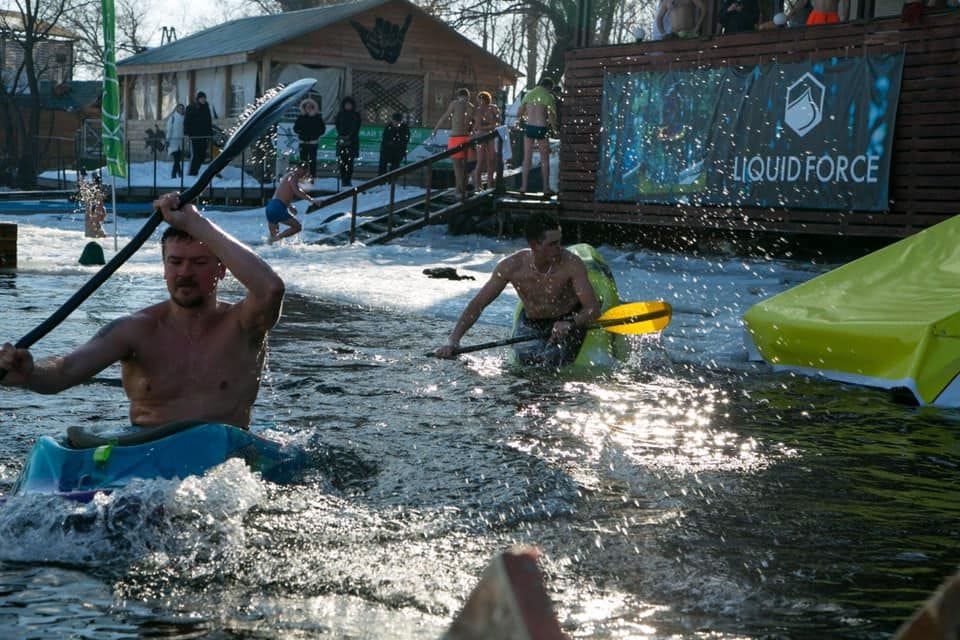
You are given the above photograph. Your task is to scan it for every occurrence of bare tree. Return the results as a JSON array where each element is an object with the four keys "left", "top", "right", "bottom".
[
  {"left": 451, "top": 0, "right": 654, "bottom": 85},
  {"left": 59, "top": 0, "right": 155, "bottom": 79},
  {"left": 0, "top": 0, "right": 82, "bottom": 186}
]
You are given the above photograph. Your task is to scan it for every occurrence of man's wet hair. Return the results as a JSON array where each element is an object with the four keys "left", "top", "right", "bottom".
[
  {"left": 161, "top": 225, "right": 223, "bottom": 263},
  {"left": 538, "top": 77, "right": 555, "bottom": 90},
  {"left": 525, "top": 212, "right": 561, "bottom": 243},
  {"left": 455, "top": 88, "right": 470, "bottom": 99},
  {"left": 161, "top": 225, "right": 192, "bottom": 256}
]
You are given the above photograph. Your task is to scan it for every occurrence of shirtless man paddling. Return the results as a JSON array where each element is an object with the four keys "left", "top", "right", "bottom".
[
  {"left": 0, "top": 193, "right": 285, "bottom": 430},
  {"left": 434, "top": 213, "right": 600, "bottom": 366}
]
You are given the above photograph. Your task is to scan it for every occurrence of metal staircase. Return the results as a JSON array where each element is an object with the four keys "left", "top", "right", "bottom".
[
  {"left": 309, "top": 187, "right": 495, "bottom": 245},
  {"left": 304, "top": 129, "right": 503, "bottom": 246}
]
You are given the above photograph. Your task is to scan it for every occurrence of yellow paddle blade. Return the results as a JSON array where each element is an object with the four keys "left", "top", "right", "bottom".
[{"left": 595, "top": 300, "right": 672, "bottom": 335}]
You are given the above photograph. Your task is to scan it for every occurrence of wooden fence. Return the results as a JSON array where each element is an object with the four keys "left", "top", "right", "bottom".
[{"left": 560, "top": 13, "right": 960, "bottom": 238}]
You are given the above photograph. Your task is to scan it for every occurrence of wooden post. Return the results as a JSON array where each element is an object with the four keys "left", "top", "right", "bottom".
[{"left": 0, "top": 223, "right": 16, "bottom": 269}]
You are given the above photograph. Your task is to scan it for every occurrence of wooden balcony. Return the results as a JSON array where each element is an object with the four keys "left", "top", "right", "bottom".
[{"left": 561, "top": 13, "right": 960, "bottom": 238}]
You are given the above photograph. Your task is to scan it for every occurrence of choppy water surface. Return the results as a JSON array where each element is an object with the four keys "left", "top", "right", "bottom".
[{"left": 0, "top": 217, "right": 957, "bottom": 639}]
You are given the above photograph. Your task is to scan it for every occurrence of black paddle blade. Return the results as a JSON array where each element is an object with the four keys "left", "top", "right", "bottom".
[
  {"left": 1, "top": 78, "right": 318, "bottom": 372},
  {"left": 180, "top": 78, "right": 317, "bottom": 205}
]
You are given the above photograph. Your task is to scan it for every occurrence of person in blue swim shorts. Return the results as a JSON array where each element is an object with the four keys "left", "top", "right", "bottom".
[{"left": 266, "top": 163, "right": 319, "bottom": 244}]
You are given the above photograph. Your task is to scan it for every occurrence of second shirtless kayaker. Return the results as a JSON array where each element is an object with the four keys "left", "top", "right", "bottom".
[{"left": 433, "top": 212, "right": 601, "bottom": 366}]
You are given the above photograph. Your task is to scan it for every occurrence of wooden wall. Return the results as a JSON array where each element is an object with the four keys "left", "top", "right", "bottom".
[
  {"left": 268, "top": 0, "right": 516, "bottom": 126},
  {"left": 561, "top": 14, "right": 960, "bottom": 238}
]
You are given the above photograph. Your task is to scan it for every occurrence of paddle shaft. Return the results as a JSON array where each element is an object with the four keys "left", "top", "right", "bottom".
[
  {"left": 450, "top": 307, "right": 670, "bottom": 356},
  {"left": 0, "top": 79, "right": 317, "bottom": 381}
]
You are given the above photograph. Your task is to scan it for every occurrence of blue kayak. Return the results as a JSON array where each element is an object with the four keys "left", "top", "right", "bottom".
[{"left": 8, "top": 422, "right": 303, "bottom": 502}]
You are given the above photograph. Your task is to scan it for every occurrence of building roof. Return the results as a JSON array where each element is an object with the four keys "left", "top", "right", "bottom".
[
  {"left": 0, "top": 9, "right": 79, "bottom": 40},
  {"left": 12, "top": 80, "right": 101, "bottom": 111},
  {"left": 118, "top": 0, "right": 516, "bottom": 77}
]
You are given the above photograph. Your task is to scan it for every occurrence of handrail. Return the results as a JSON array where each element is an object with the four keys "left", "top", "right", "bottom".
[{"left": 308, "top": 128, "right": 503, "bottom": 243}]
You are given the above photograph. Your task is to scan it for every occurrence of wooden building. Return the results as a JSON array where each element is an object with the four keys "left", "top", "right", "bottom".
[
  {"left": 561, "top": 13, "right": 960, "bottom": 239},
  {"left": 117, "top": 0, "right": 519, "bottom": 161}
]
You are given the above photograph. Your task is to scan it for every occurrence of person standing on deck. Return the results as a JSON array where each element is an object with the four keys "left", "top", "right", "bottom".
[
  {"left": 184, "top": 91, "right": 214, "bottom": 176},
  {"left": 0, "top": 193, "right": 285, "bottom": 430},
  {"left": 656, "top": 0, "right": 706, "bottom": 37},
  {"left": 165, "top": 103, "right": 188, "bottom": 179},
  {"left": 335, "top": 97, "right": 362, "bottom": 188},
  {"left": 472, "top": 91, "right": 502, "bottom": 191},
  {"left": 431, "top": 88, "right": 475, "bottom": 198},
  {"left": 517, "top": 78, "right": 558, "bottom": 196},
  {"left": 806, "top": 0, "right": 847, "bottom": 23},
  {"left": 379, "top": 112, "right": 410, "bottom": 175},
  {"left": 433, "top": 212, "right": 601, "bottom": 365},
  {"left": 294, "top": 98, "right": 326, "bottom": 181},
  {"left": 718, "top": 0, "right": 760, "bottom": 33}
]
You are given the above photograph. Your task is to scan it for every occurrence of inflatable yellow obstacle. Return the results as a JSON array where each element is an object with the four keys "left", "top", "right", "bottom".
[{"left": 743, "top": 216, "right": 960, "bottom": 406}]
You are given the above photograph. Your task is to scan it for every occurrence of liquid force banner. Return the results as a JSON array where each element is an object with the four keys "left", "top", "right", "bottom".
[{"left": 596, "top": 55, "right": 903, "bottom": 211}]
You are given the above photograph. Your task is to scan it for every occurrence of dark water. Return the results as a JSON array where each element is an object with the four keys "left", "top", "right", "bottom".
[{"left": 0, "top": 270, "right": 957, "bottom": 639}]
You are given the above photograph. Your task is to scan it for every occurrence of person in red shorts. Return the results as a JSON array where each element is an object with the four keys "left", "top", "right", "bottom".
[
  {"left": 432, "top": 88, "right": 475, "bottom": 198},
  {"left": 806, "top": 0, "right": 846, "bottom": 23}
]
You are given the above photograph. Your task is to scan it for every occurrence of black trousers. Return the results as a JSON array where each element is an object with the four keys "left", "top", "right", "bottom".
[
  {"left": 171, "top": 151, "right": 183, "bottom": 178},
  {"left": 299, "top": 142, "right": 318, "bottom": 178},
  {"left": 338, "top": 144, "right": 355, "bottom": 185},
  {"left": 379, "top": 150, "right": 403, "bottom": 175},
  {"left": 189, "top": 137, "right": 208, "bottom": 176}
]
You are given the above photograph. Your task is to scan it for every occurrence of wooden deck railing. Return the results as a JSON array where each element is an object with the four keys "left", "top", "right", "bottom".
[{"left": 307, "top": 129, "right": 503, "bottom": 243}]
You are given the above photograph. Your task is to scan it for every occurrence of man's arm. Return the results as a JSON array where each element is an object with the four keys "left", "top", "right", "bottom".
[
  {"left": 0, "top": 316, "right": 138, "bottom": 393},
  {"left": 154, "top": 194, "right": 284, "bottom": 334},
  {"left": 434, "top": 264, "right": 510, "bottom": 358},
  {"left": 692, "top": 0, "right": 707, "bottom": 31},
  {"left": 432, "top": 102, "right": 454, "bottom": 135},
  {"left": 656, "top": 1, "right": 669, "bottom": 34},
  {"left": 569, "top": 261, "right": 601, "bottom": 328},
  {"left": 293, "top": 182, "right": 317, "bottom": 204}
]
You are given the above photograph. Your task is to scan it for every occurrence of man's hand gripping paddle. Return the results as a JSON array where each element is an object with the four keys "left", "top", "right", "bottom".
[
  {"left": 443, "top": 300, "right": 672, "bottom": 356},
  {"left": 0, "top": 78, "right": 317, "bottom": 381}
]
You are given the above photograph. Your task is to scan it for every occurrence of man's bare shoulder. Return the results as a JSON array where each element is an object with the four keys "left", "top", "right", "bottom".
[
  {"left": 496, "top": 250, "right": 531, "bottom": 277},
  {"left": 88, "top": 304, "right": 163, "bottom": 345},
  {"left": 560, "top": 249, "right": 589, "bottom": 273}
]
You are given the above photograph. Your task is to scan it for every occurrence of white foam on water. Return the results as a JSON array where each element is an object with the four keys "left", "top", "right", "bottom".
[{"left": 1, "top": 200, "right": 826, "bottom": 372}]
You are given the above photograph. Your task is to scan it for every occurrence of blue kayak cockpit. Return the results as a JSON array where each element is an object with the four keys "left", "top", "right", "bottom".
[{"left": 9, "top": 423, "right": 302, "bottom": 501}]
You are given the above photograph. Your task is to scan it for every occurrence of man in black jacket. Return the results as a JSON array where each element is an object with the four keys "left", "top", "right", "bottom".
[
  {"left": 293, "top": 98, "right": 326, "bottom": 181},
  {"left": 184, "top": 91, "right": 213, "bottom": 176},
  {"left": 335, "top": 96, "right": 362, "bottom": 187},
  {"left": 718, "top": 0, "right": 759, "bottom": 33},
  {"left": 379, "top": 112, "right": 410, "bottom": 175}
]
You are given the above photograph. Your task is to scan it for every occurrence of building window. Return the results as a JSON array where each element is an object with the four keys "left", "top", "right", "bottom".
[{"left": 352, "top": 70, "right": 424, "bottom": 126}]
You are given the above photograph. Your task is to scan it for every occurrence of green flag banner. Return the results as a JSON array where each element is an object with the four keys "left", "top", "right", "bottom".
[{"left": 102, "top": 0, "right": 126, "bottom": 178}]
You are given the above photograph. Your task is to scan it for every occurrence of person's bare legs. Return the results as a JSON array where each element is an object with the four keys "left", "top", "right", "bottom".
[
  {"left": 473, "top": 143, "right": 482, "bottom": 189},
  {"left": 268, "top": 217, "right": 302, "bottom": 244},
  {"left": 521, "top": 136, "right": 535, "bottom": 193},
  {"left": 538, "top": 139, "right": 552, "bottom": 195},
  {"left": 484, "top": 143, "right": 498, "bottom": 189},
  {"left": 453, "top": 158, "right": 466, "bottom": 197}
]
